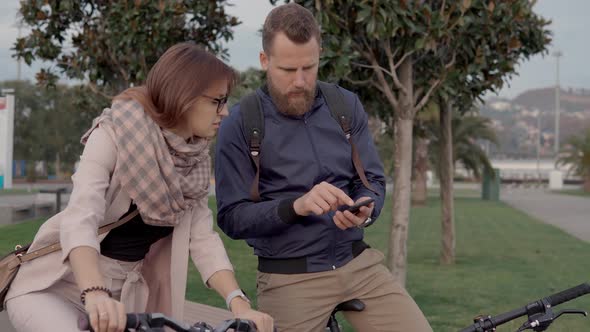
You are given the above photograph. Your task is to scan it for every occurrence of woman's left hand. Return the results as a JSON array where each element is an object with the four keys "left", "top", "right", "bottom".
[{"left": 231, "top": 298, "right": 274, "bottom": 332}]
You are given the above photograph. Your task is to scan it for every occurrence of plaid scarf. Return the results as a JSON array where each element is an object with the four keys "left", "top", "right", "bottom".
[{"left": 81, "top": 99, "right": 210, "bottom": 226}]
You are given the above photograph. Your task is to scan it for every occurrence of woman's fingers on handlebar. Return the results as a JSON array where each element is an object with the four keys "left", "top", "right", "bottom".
[
  {"left": 87, "top": 303, "right": 99, "bottom": 332},
  {"left": 115, "top": 301, "right": 127, "bottom": 332},
  {"left": 85, "top": 296, "right": 127, "bottom": 332}
]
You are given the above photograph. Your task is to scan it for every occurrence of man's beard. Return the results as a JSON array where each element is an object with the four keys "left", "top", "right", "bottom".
[{"left": 267, "top": 76, "right": 316, "bottom": 117}]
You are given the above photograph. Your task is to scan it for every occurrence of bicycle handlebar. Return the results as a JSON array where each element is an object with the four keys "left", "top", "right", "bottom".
[
  {"left": 78, "top": 312, "right": 261, "bottom": 332},
  {"left": 546, "top": 283, "right": 590, "bottom": 307},
  {"left": 459, "top": 282, "right": 590, "bottom": 332}
]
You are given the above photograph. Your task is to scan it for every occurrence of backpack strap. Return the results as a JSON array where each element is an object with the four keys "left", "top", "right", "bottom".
[
  {"left": 240, "top": 83, "right": 378, "bottom": 202},
  {"left": 240, "top": 92, "right": 264, "bottom": 202},
  {"left": 318, "top": 81, "right": 378, "bottom": 195}
]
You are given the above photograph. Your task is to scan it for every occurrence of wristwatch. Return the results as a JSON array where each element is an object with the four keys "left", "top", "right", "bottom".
[
  {"left": 357, "top": 217, "right": 373, "bottom": 229},
  {"left": 225, "top": 289, "right": 251, "bottom": 310}
]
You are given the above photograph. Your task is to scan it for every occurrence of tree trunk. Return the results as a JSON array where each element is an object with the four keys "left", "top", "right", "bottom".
[
  {"left": 412, "top": 137, "right": 429, "bottom": 206},
  {"left": 439, "top": 101, "right": 455, "bottom": 265},
  {"left": 387, "top": 59, "right": 414, "bottom": 287},
  {"left": 584, "top": 176, "right": 590, "bottom": 193}
]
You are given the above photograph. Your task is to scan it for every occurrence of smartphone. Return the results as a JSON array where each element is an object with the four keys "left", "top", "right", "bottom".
[{"left": 344, "top": 198, "right": 374, "bottom": 214}]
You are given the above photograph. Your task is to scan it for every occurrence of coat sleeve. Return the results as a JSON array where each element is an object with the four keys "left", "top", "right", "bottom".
[
  {"left": 189, "top": 196, "right": 234, "bottom": 286},
  {"left": 60, "top": 126, "right": 117, "bottom": 262},
  {"left": 214, "top": 104, "right": 296, "bottom": 240}
]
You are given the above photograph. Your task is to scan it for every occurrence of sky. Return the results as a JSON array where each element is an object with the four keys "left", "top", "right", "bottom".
[{"left": 0, "top": 0, "right": 588, "bottom": 99}]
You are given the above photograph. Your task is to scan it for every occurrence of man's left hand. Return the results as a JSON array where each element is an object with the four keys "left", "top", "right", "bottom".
[{"left": 332, "top": 196, "right": 374, "bottom": 230}]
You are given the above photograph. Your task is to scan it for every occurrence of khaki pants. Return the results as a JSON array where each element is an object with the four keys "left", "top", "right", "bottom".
[{"left": 256, "top": 249, "right": 432, "bottom": 332}]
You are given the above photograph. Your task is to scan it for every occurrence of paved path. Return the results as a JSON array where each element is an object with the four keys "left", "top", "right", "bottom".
[{"left": 501, "top": 188, "right": 590, "bottom": 242}]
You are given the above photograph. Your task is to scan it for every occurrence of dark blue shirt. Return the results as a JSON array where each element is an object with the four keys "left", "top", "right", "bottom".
[{"left": 214, "top": 84, "right": 386, "bottom": 273}]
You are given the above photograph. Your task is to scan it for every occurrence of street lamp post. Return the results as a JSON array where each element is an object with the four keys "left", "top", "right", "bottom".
[
  {"left": 536, "top": 109, "right": 541, "bottom": 184},
  {"left": 553, "top": 50, "right": 563, "bottom": 157}
]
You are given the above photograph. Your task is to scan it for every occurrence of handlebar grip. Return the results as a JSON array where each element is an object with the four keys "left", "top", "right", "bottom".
[
  {"left": 77, "top": 313, "right": 149, "bottom": 331},
  {"left": 214, "top": 318, "right": 278, "bottom": 332},
  {"left": 546, "top": 283, "right": 590, "bottom": 307},
  {"left": 125, "top": 313, "right": 148, "bottom": 329}
]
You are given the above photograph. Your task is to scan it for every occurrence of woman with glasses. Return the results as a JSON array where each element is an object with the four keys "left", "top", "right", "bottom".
[{"left": 5, "top": 43, "right": 273, "bottom": 332}]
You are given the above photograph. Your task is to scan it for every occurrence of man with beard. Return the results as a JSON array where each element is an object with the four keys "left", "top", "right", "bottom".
[{"left": 214, "top": 3, "right": 432, "bottom": 332}]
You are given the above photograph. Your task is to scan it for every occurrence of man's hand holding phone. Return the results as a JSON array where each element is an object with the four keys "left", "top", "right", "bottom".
[
  {"left": 293, "top": 182, "right": 355, "bottom": 217},
  {"left": 292, "top": 183, "right": 374, "bottom": 230},
  {"left": 333, "top": 197, "right": 374, "bottom": 230}
]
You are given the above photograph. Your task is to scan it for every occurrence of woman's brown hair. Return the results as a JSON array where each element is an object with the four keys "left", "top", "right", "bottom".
[{"left": 115, "top": 42, "right": 237, "bottom": 129}]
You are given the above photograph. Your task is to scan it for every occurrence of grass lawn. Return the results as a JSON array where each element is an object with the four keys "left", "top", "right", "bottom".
[
  {"left": 427, "top": 188, "right": 481, "bottom": 198},
  {"left": 0, "top": 218, "right": 44, "bottom": 253},
  {"left": 2, "top": 197, "right": 589, "bottom": 331},
  {"left": 552, "top": 189, "right": 590, "bottom": 198}
]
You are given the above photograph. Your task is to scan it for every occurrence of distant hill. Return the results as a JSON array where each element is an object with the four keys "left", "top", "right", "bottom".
[
  {"left": 480, "top": 86, "right": 590, "bottom": 159},
  {"left": 513, "top": 87, "right": 590, "bottom": 112}
]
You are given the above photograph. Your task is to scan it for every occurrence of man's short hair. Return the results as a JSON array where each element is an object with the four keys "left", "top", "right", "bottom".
[{"left": 262, "top": 3, "right": 321, "bottom": 54}]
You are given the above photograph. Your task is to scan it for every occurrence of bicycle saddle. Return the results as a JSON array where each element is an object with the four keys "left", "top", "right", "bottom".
[{"left": 334, "top": 299, "right": 365, "bottom": 313}]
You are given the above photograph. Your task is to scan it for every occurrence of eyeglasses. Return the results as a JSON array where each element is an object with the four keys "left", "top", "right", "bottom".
[{"left": 202, "top": 94, "right": 228, "bottom": 114}]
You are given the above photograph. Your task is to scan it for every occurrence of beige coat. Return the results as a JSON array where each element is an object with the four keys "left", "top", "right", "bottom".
[{"left": 5, "top": 126, "right": 233, "bottom": 320}]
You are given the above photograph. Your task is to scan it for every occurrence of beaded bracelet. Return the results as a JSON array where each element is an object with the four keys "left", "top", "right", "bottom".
[{"left": 80, "top": 286, "right": 113, "bottom": 305}]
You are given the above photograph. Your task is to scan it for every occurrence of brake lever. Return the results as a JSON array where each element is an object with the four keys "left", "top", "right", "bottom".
[
  {"left": 554, "top": 309, "right": 588, "bottom": 320},
  {"left": 519, "top": 307, "right": 588, "bottom": 332}
]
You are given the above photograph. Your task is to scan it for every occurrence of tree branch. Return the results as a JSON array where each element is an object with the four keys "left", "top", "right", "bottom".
[
  {"left": 367, "top": 55, "right": 400, "bottom": 110},
  {"left": 414, "top": 51, "right": 455, "bottom": 111},
  {"left": 395, "top": 50, "right": 415, "bottom": 70},
  {"left": 98, "top": 16, "right": 130, "bottom": 86},
  {"left": 448, "top": 11, "right": 466, "bottom": 31},
  {"left": 344, "top": 76, "right": 374, "bottom": 86},
  {"left": 414, "top": 79, "right": 441, "bottom": 113},
  {"left": 414, "top": 87, "right": 424, "bottom": 105},
  {"left": 351, "top": 60, "right": 404, "bottom": 89},
  {"left": 87, "top": 81, "right": 114, "bottom": 100},
  {"left": 351, "top": 61, "right": 376, "bottom": 70},
  {"left": 356, "top": 52, "right": 400, "bottom": 78},
  {"left": 140, "top": 52, "right": 149, "bottom": 80},
  {"left": 106, "top": 47, "right": 130, "bottom": 85},
  {"left": 384, "top": 41, "right": 396, "bottom": 75},
  {"left": 445, "top": 51, "right": 457, "bottom": 69},
  {"left": 384, "top": 42, "right": 411, "bottom": 95},
  {"left": 370, "top": 80, "right": 399, "bottom": 110}
]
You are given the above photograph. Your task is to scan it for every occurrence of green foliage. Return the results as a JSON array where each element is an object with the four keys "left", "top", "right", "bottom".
[
  {"left": 428, "top": 111, "right": 499, "bottom": 179},
  {"left": 0, "top": 80, "right": 108, "bottom": 175},
  {"left": 438, "top": 1, "right": 552, "bottom": 111},
  {"left": 229, "top": 68, "right": 266, "bottom": 105},
  {"left": 556, "top": 129, "right": 590, "bottom": 180},
  {"left": 272, "top": 0, "right": 551, "bottom": 119},
  {"left": 14, "top": 0, "right": 240, "bottom": 95}
]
